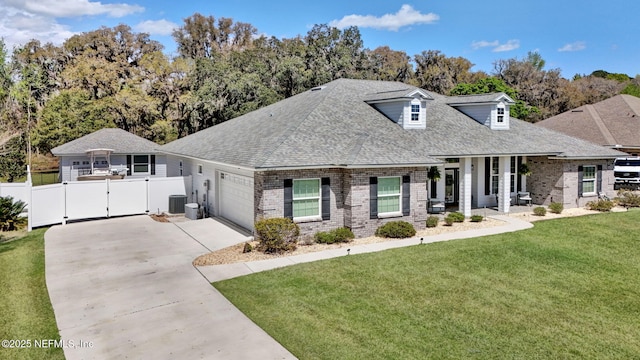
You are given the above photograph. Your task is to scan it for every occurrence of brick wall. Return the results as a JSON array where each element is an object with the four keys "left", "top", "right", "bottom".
[
  {"left": 528, "top": 157, "right": 615, "bottom": 208},
  {"left": 254, "top": 167, "right": 428, "bottom": 238}
]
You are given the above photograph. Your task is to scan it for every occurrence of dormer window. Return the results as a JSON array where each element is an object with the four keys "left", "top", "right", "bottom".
[
  {"left": 411, "top": 104, "right": 420, "bottom": 121},
  {"left": 497, "top": 107, "right": 505, "bottom": 123}
]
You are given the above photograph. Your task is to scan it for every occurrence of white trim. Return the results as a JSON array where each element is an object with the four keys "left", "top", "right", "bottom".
[
  {"left": 292, "top": 178, "right": 321, "bottom": 220},
  {"left": 377, "top": 176, "right": 402, "bottom": 215},
  {"left": 582, "top": 165, "right": 597, "bottom": 195}
]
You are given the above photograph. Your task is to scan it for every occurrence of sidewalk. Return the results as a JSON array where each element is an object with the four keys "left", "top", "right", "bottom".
[{"left": 197, "top": 215, "right": 533, "bottom": 283}]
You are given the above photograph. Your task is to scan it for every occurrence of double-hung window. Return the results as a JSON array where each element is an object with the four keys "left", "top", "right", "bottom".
[
  {"left": 497, "top": 107, "right": 505, "bottom": 123},
  {"left": 410, "top": 104, "right": 420, "bottom": 121},
  {"left": 133, "top": 155, "right": 150, "bottom": 174},
  {"left": 582, "top": 165, "right": 596, "bottom": 194},
  {"left": 293, "top": 179, "right": 321, "bottom": 218},
  {"left": 378, "top": 177, "right": 401, "bottom": 214}
]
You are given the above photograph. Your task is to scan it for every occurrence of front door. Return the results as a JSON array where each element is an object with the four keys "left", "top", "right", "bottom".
[{"left": 445, "top": 169, "right": 459, "bottom": 205}]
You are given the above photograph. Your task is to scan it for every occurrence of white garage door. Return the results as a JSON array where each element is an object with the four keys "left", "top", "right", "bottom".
[{"left": 219, "top": 172, "right": 254, "bottom": 230}]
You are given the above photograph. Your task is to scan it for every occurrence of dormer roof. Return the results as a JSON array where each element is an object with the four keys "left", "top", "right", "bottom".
[
  {"left": 446, "top": 92, "right": 516, "bottom": 106},
  {"left": 364, "top": 88, "right": 434, "bottom": 103}
]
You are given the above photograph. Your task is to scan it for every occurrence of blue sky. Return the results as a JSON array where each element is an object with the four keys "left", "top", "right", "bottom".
[{"left": 1, "top": 0, "right": 638, "bottom": 78}]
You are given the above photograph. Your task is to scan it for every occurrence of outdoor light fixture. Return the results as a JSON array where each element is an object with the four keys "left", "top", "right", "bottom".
[
  {"left": 347, "top": 249, "right": 351, "bottom": 255},
  {"left": 420, "top": 237, "right": 424, "bottom": 245}
]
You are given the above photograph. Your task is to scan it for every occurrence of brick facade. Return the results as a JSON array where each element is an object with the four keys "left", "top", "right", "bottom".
[
  {"left": 254, "top": 167, "right": 429, "bottom": 238},
  {"left": 528, "top": 157, "right": 615, "bottom": 208}
]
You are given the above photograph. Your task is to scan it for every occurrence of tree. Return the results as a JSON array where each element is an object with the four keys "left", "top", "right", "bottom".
[
  {"left": 365, "top": 46, "right": 413, "bottom": 82},
  {"left": 414, "top": 50, "right": 480, "bottom": 94},
  {"left": 621, "top": 76, "right": 640, "bottom": 97},
  {"left": 0, "top": 136, "right": 26, "bottom": 182}
]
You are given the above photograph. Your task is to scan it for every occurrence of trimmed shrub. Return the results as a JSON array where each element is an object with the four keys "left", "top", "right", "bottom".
[
  {"left": 586, "top": 199, "right": 615, "bottom": 212},
  {"left": 533, "top": 206, "right": 546, "bottom": 216},
  {"left": 254, "top": 218, "right": 300, "bottom": 253},
  {"left": 242, "top": 242, "right": 253, "bottom": 253},
  {"left": 449, "top": 212, "right": 466, "bottom": 223},
  {"left": 0, "top": 196, "right": 27, "bottom": 231},
  {"left": 314, "top": 227, "right": 355, "bottom": 244},
  {"left": 616, "top": 190, "right": 640, "bottom": 208},
  {"left": 426, "top": 216, "right": 439, "bottom": 228},
  {"left": 470, "top": 215, "right": 484, "bottom": 222},
  {"left": 548, "top": 202, "right": 564, "bottom": 214},
  {"left": 443, "top": 216, "right": 454, "bottom": 226},
  {"left": 375, "top": 221, "right": 416, "bottom": 238}
]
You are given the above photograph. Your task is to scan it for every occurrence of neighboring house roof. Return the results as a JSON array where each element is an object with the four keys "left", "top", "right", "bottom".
[
  {"left": 51, "top": 128, "right": 160, "bottom": 156},
  {"left": 536, "top": 94, "right": 640, "bottom": 149},
  {"left": 160, "top": 79, "right": 624, "bottom": 170}
]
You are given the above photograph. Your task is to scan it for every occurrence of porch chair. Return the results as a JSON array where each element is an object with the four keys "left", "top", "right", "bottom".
[
  {"left": 517, "top": 191, "right": 532, "bottom": 206},
  {"left": 428, "top": 199, "right": 445, "bottom": 214}
]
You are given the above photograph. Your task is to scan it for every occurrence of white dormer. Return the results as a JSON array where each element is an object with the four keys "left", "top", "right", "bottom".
[
  {"left": 447, "top": 93, "right": 515, "bottom": 130},
  {"left": 365, "top": 88, "right": 433, "bottom": 130}
]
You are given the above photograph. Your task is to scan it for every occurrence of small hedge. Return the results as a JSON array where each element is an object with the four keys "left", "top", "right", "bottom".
[
  {"left": 314, "top": 227, "right": 355, "bottom": 244},
  {"left": 444, "top": 217, "right": 454, "bottom": 226},
  {"left": 375, "top": 221, "right": 416, "bottom": 238},
  {"left": 470, "top": 215, "right": 483, "bottom": 222},
  {"left": 448, "top": 212, "right": 465, "bottom": 223},
  {"left": 254, "top": 217, "right": 300, "bottom": 253},
  {"left": 533, "top": 206, "right": 546, "bottom": 216},
  {"left": 586, "top": 199, "right": 615, "bottom": 212},
  {"left": 426, "top": 216, "right": 439, "bottom": 228},
  {"left": 548, "top": 202, "right": 563, "bottom": 214},
  {"left": 616, "top": 190, "right": 640, "bottom": 208}
]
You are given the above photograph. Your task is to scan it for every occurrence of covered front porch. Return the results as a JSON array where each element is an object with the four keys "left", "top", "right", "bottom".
[{"left": 427, "top": 156, "right": 530, "bottom": 216}]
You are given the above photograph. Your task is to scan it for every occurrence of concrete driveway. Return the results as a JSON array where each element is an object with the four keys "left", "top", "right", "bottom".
[{"left": 45, "top": 215, "right": 295, "bottom": 359}]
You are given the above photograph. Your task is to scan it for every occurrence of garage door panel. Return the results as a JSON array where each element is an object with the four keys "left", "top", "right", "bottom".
[{"left": 219, "top": 172, "right": 254, "bottom": 230}]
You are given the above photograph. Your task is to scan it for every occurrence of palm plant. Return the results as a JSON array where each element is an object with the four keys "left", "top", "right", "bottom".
[{"left": 0, "top": 196, "right": 27, "bottom": 231}]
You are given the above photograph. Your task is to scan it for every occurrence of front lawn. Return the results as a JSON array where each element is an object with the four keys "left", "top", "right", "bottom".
[
  {"left": 214, "top": 211, "right": 640, "bottom": 359},
  {"left": 0, "top": 229, "right": 64, "bottom": 360}
]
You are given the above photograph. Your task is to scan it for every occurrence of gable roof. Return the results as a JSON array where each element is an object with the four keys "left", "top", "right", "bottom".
[
  {"left": 51, "top": 128, "right": 160, "bottom": 156},
  {"left": 446, "top": 92, "right": 516, "bottom": 105},
  {"left": 536, "top": 94, "right": 640, "bottom": 149},
  {"left": 161, "top": 79, "right": 624, "bottom": 170}
]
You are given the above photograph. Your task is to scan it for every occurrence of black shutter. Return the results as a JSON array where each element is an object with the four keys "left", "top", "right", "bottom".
[
  {"left": 597, "top": 165, "right": 602, "bottom": 194},
  {"left": 369, "top": 177, "right": 378, "bottom": 219},
  {"left": 484, "top": 157, "right": 491, "bottom": 195},
  {"left": 402, "top": 175, "right": 410, "bottom": 216},
  {"left": 321, "top": 177, "right": 330, "bottom": 220},
  {"left": 430, "top": 179, "right": 437, "bottom": 198},
  {"left": 150, "top": 155, "right": 156, "bottom": 175},
  {"left": 126, "top": 155, "right": 132, "bottom": 176},
  {"left": 284, "top": 179, "right": 293, "bottom": 219},
  {"left": 516, "top": 156, "right": 523, "bottom": 192},
  {"left": 578, "top": 166, "right": 583, "bottom": 197}
]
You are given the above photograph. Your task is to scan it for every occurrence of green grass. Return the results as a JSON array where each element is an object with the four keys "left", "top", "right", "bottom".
[
  {"left": 0, "top": 229, "right": 64, "bottom": 360},
  {"left": 214, "top": 211, "right": 640, "bottom": 359}
]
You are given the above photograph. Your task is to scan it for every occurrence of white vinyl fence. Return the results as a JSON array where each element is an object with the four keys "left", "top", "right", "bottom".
[{"left": 2, "top": 173, "right": 192, "bottom": 230}]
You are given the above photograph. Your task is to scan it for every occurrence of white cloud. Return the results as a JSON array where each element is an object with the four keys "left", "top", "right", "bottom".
[
  {"left": 493, "top": 39, "right": 520, "bottom": 52},
  {"left": 329, "top": 4, "right": 439, "bottom": 31},
  {"left": 3, "top": 0, "right": 143, "bottom": 18},
  {"left": 135, "top": 19, "right": 179, "bottom": 36},
  {"left": 558, "top": 41, "right": 586, "bottom": 52},
  {"left": 471, "top": 39, "right": 520, "bottom": 52},
  {"left": 471, "top": 40, "right": 499, "bottom": 50}
]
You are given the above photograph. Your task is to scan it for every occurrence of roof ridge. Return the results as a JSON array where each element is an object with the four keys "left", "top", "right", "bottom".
[
  {"left": 585, "top": 104, "right": 617, "bottom": 145},
  {"left": 620, "top": 94, "right": 640, "bottom": 116}
]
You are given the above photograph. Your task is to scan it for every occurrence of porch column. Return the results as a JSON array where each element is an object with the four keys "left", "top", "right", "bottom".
[
  {"left": 459, "top": 157, "right": 472, "bottom": 217},
  {"left": 498, "top": 156, "right": 511, "bottom": 213}
]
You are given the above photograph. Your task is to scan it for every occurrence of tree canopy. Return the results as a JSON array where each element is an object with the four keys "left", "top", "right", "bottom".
[{"left": 0, "top": 14, "right": 637, "bottom": 175}]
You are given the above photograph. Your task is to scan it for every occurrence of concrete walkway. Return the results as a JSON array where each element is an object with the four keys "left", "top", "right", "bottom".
[
  {"left": 197, "top": 215, "right": 533, "bottom": 282},
  {"left": 45, "top": 215, "right": 295, "bottom": 360}
]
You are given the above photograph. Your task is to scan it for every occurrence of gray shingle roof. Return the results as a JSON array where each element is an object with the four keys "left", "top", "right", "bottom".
[
  {"left": 160, "top": 79, "right": 624, "bottom": 169},
  {"left": 536, "top": 94, "right": 640, "bottom": 148},
  {"left": 51, "top": 128, "right": 160, "bottom": 155}
]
